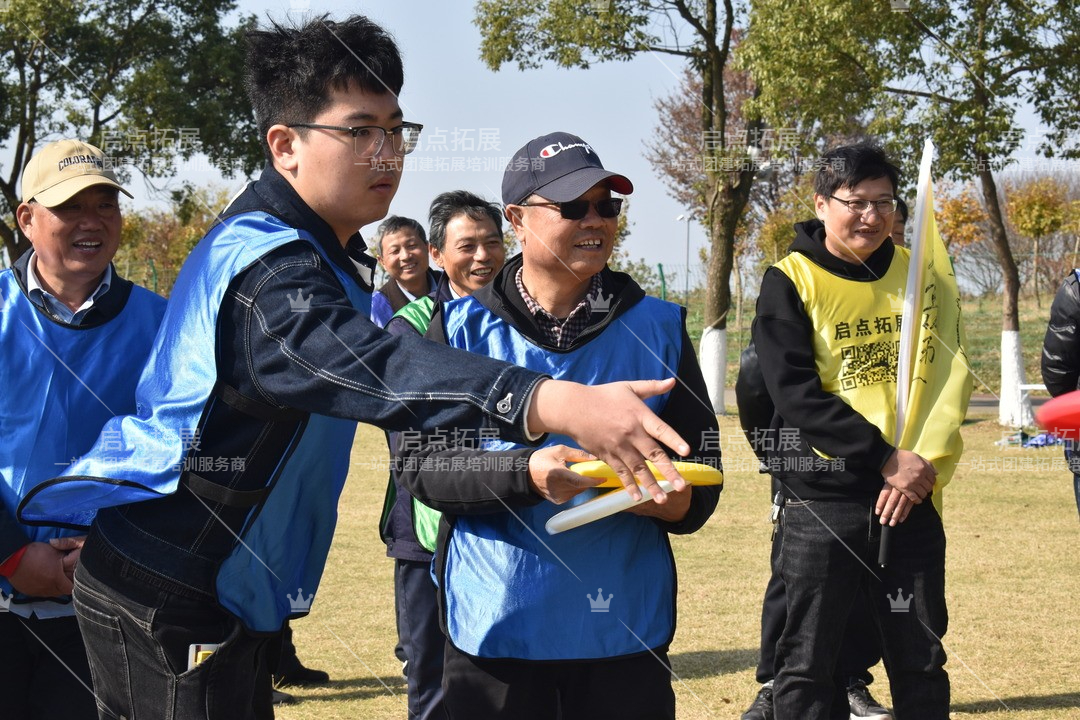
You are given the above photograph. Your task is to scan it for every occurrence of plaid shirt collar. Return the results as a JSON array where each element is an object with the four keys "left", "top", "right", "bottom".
[{"left": 515, "top": 266, "right": 603, "bottom": 349}]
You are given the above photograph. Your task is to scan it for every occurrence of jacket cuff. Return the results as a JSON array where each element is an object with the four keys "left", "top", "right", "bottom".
[
  {"left": 871, "top": 437, "right": 898, "bottom": 474},
  {"left": 488, "top": 369, "right": 550, "bottom": 446}
]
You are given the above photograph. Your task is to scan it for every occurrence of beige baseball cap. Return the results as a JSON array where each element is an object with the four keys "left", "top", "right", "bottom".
[{"left": 20, "top": 139, "right": 132, "bottom": 207}]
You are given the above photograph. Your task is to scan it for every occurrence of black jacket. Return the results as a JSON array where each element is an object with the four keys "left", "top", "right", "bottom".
[
  {"left": 75, "top": 167, "right": 548, "bottom": 602},
  {"left": 752, "top": 220, "right": 897, "bottom": 500},
  {"left": 1042, "top": 271, "right": 1080, "bottom": 398}
]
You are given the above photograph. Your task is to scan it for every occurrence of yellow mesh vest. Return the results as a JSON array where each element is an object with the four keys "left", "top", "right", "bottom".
[{"left": 773, "top": 248, "right": 911, "bottom": 449}]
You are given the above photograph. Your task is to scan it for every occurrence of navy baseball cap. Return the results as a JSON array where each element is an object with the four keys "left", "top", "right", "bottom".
[{"left": 501, "top": 132, "right": 633, "bottom": 206}]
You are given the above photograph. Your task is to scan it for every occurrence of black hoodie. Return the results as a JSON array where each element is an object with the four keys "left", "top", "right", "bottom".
[
  {"left": 752, "top": 219, "right": 897, "bottom": 501},
  {"left": 399, "top": 252, "right": 722, "bottom": 531}
]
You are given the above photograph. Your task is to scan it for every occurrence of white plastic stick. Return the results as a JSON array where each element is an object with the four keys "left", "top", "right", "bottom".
[{"left": 545, "top": 481, "right": 676, "bottom": 535}]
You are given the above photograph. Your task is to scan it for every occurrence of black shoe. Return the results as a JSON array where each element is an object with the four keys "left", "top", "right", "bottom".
[
  {"left": 741, "top": 683, "right": 774, "bottom": 720},
  {"left": 273, "top": 663, "right": 331, "bottom": 687},
  {"left": 272, "top": 689, "right": 297, "bottom": 705},
  {"left": 847, "top": 681, "right": 891, "bottom": 719}
]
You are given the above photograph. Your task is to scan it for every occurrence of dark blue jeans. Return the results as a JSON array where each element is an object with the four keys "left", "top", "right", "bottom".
[
  {"left": 73, "top": 564, "right": 272, "bottom": 720},
  {"left": 773, "top": 497, "right": 949, "bottom": 720}
]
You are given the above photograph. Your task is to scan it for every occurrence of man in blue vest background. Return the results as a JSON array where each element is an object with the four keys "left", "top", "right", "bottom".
[
  {"left": 380, "top": 189, "right": 508, "bottom": 720},
  {"left": 0, "top": 139, "right": 166, "bottom": 719},
  {"left": 399, "top": 132, "right": 722, "bottom": 720},
  {"left": 17, "top": 20, "right": 696, "bottom": 720},
  {"left": 370, "top": 215, "right": 441, "bottom": 327}
]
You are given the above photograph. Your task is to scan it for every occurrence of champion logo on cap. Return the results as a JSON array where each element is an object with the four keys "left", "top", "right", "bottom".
[{"left": 538, "top": 141, "right": 593, "bottom": 159}]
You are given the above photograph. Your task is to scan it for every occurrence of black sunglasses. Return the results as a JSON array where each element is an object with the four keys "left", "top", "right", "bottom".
[{"left": 517, "top": 198, "right": 623, "bottom": 220}]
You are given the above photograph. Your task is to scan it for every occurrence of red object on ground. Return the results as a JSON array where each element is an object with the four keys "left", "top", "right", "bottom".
[{"left": 1034, "top": 389, "right": 1080, "bottom": 442}]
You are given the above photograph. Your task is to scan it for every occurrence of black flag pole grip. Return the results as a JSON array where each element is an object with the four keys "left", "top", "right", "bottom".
[{"left": 878, "top": 524, "right": 892, "bottom": 567}]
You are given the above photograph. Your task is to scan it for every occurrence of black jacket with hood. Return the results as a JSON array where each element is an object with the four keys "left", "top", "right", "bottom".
[
  {"left": 397, "top": 252, "right": 722, "bottom": 532},
  {"left": 1042, "top": 270, "right": 1080, "bottom": 399},
  {"left": 752, "top": 219, "right": 898, "bottom": 501}
]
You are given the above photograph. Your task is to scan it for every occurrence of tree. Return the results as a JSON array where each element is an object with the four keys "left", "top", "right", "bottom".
[
  {"left": 114, "top": 183, "right": 233, "bottom": 296},
  {"left": 739, "top": 0, "right": 1080, "bottom": 427},
  {"left": 608, "top": 200, "right": 664, "bottom": 297},
  {"left": 937, "top": 182, "right": 999, "bottom": 296},
  {"left": 475, "top": 0, "right": 763, "bottom": 412},
  {"left": 754, "top": 174, "right": 816, "bottom": 276},
  {"left": 0, "top": 0, "right": 261, "bottom": 264},
  {"left": 1006, "top": 176, "right": 1067, "bottom": 308}
]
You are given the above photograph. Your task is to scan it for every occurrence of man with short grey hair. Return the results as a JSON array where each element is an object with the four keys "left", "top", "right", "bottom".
[{"left": 370, "top": 215, "right": 440, "bottom": 326}]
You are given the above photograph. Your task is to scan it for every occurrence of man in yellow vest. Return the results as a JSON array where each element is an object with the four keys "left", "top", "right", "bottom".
[{"left": 752, "top": 143, "right": 948, "bottom": 720}]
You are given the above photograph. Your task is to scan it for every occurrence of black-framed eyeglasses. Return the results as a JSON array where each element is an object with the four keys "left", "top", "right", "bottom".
[
  {"left": 287, "top": 122, "right": 424, "bottom": 157},
  {"left": 828, "top": 195, "right": 897, "bottom": 216},
  {"left": 517, "top": 198, "right": 624, "bottom": 220}
]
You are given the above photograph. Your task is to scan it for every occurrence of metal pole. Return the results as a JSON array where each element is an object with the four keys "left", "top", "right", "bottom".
[{"left": 684, "top": 216, "right": 690, "bottom": 302}]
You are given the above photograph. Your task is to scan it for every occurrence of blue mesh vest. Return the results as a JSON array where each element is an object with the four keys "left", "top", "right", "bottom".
[
  {"left": 0, "top": 269, "right": 165, "bottom": 602},
  {"left": 19, "top": 212, "right": 370, "bottom": 631},
  {"left": 439, "top": 293, "right": 682, "bottom": 660}
]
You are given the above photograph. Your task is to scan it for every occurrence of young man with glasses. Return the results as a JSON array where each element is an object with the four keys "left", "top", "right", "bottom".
[
  {"left": 751, "top": 143, "right": 953, "bottom": 719},
  {"left": 397, "top": 132, "right": 722, "bottom": 720},
  {"left": 18, "top": 22, "right": 695, "bottom": 720}
]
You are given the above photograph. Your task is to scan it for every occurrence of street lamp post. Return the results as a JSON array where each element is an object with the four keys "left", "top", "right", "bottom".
[{"left": 675, "top": 214, "right": 690, "bottom": 304}]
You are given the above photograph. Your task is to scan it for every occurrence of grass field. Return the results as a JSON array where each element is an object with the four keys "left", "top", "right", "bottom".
[{"left": 276, "top": 417, "right": 1080, "bottom": 719}]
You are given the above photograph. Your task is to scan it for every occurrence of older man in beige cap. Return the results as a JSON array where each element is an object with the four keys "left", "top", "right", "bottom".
[{"left": 0, "top": 139, "right": 165, "bottom": 719}]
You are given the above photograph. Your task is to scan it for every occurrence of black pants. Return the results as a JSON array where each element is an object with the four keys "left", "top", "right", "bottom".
[
  {"left": 773, "top": 499, "right": 948, "bottom": 720},
  {"left": 756, "top": 516, "right": 883, "bottom": 685},
  {"left": 0, "top": 611, "right": 97, "bottom": 719},
  {"left": 395, "top": 558, "right": 446, "bottom": 719},
  {"left": 443, "top": 643, "right": 675, "bottom": 720}
]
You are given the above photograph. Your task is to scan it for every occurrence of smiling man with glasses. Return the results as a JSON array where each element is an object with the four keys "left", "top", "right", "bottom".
[
  {"left": 751, "top": 143, "right": 955, "bottom": 719},
  {"left": 396, "top": 132, "right": 722, "bottom": 719}
]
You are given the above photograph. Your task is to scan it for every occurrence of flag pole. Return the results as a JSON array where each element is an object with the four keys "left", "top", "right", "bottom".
[{"left": 880, "top": 139, "right": 936, "bottom": 567}]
